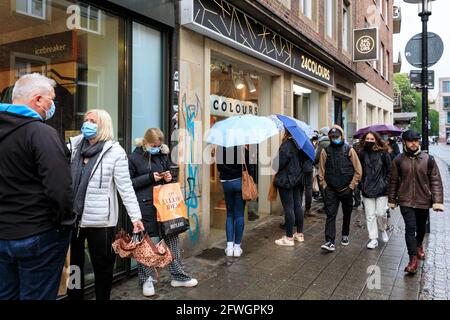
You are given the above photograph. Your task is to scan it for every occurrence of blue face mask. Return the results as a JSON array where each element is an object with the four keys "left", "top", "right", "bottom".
[
  {"left": 148, "top": 147, "right": 161, "bottom": 155},
  {"left": 332, "top": 138, "right": 342, "bottom": 145},
  {"left": 81, "top": 122, "right": 98, "bottom": 139},
  {"left": 40, "top": 101, "right": 55, "bottom": 121},
  {"left": 382, "top": 134, "right": 389, "bottom": 141}
]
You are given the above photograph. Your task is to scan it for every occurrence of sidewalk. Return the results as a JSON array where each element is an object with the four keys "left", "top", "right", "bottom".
[{"left": 110, "top": 159, "right": 449, "bottom": 300}]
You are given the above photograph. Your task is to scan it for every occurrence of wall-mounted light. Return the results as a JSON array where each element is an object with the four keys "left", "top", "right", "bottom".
[
  {"left": 234, "top": 71, "right": 245, "bottom": 90},
  {"left": 293, "top": 84, "right": 312, "bottom": 95},
  {"left": 245, "top": 74, "right": 256, "bottom": 93}
]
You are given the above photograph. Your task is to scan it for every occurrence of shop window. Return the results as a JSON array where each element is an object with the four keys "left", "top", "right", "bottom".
[
  {"left": 131, "top": 22, "right": 163, "bottom": 145},
  {"left": 16, "top": 0, "right": 46, "bottom": 19}
]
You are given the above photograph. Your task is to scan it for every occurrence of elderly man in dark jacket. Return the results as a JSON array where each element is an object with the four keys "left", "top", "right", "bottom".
[
  {"left": 0, "top": 73, "right": 74, "bottom": 300},
  {"left": 388, "top": 130, "right": 444, "bottom": 274}
]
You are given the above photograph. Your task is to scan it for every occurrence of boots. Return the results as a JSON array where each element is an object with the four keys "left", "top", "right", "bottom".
[
  {"left": 417, "top": 245, "right": 426, "bottom": 260},
  {"left": 404, "top": 255, "right": 419, "bottom": 274}
]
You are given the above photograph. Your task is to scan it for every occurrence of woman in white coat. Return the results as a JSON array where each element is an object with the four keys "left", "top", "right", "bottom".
[{"left": 67, "top": 109, "right": 144, "bottom": 300}]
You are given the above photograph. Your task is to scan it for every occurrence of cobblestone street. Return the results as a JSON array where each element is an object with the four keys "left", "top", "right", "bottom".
[{"left": 110, "top": 154, "right": 450, "bottom": 300}]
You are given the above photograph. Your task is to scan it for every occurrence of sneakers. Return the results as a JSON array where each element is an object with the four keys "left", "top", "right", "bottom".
[
  {"left": 275, "top": 236, "right": 295, "bottom": 246},
  {"left": 225, "top": 247, "right": 234, "bottom": 257},
  {"left": 341, "top": 236, "right": 350, "bottom": 246},
  {"left": 142, "top": 277, "right": 155, "bottom": 297},
  {"left": 367, "top": 239, "right": 378, "bottom": 249},
  {"left": 321, "top": 242, "right": 335, "bottom": 252},
  {"left": 233, "top": 246, "right": 243, "bottom": 257},
  {"left": 171, "top": 278, "right": 198, "bottom": 288},
  {"left": 381, "top": 230, "right": 389, "bottom": 243},
  {"left": 293, "top": 233, "right": 305, "bottom": 242}
]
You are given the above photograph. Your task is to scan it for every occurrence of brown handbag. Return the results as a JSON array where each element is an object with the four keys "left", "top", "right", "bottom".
[
  {"left": 112, "top": 230, "right": 173, "bottom": 269},
  {"left": 268, "top": 176, "right": 278, "bottom": 202},
  {"left": 241, "top": 149, "right": 258, "bottom": 201}
]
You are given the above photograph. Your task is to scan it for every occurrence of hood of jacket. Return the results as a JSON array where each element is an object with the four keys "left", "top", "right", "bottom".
[
  {"left": 329, "top": 124, "right": 345, "bottom": 142},
  {"left": 0, "top": 103, "right": 42, "bottom": 143},
  {"left": 134, "top": 137, "right": 170, "bottom": 154}
]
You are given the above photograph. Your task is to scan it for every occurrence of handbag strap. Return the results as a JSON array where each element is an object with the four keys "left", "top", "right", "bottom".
[{"left": 241, "top": 147, "right": 248, "bottom": 173}]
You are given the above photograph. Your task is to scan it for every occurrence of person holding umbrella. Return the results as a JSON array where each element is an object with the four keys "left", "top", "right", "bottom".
[
  {"left": 318, "top": 125, "right": 362, "bottom": 252},
  {"left": 358, "top": 132, "right": 391, "bottom": 249}
]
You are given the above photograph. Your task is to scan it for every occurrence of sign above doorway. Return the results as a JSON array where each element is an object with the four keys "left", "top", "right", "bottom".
[
  {"left": 181, "top": 0, "right": 334, "bottom": 87},
  {"left": 210, "top": 95, "right": 258, "bottom": 117}
]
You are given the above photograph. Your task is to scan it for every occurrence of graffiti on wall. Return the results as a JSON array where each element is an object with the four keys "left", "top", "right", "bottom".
[{"left": 179, "top": 93, "right": 202, "bottom": 244}]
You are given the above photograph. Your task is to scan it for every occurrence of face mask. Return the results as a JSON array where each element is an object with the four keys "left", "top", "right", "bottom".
[
  {"left": 40, "top": 101, "right": 55, "bottom": 121},
  {"left": 382, "top": 135, "right": 389, "bottom": 141},
  {"left": 148, "top": 147, "right": 161, "bottom": 155},
  {"left": 331, "top": 138, "right": 342, "bottom": 145},
  {"left": 81, "top": 122, "right": 98, "bottom": 139},
  {"left": 365, "top": 142, "right": 375, "bottom": 150}
]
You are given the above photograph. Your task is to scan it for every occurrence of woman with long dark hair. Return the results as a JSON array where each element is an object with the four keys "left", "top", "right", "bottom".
[{"left": 358, "top": 131, "right": 392, "bottom": 249}]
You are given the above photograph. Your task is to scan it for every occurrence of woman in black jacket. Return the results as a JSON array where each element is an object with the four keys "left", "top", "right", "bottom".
[
  {"left": 358, "top": 131, "right": 392, "bottom": 249},
  {"left": 128, "top": 128, "right": 197, "bottom": 297},
  {"left": 273, "top": 131, "right": 305, "bottom": 246},
  {"left": 216, "top": 145, "right": 254, "bottom": 258}
]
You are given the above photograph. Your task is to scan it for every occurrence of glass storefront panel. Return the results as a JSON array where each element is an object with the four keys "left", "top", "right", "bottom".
[
  {"left": 0, "top": 0, "right": 130, "bottom": 287},
  {"left": 209, "top": 53, "right": 271, "bottom": 242},
  {"left": 132, "top": 22, "right": 162, "bottom": 145}
]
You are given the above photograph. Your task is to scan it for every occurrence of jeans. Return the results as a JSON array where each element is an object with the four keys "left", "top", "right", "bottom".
[
  {"left": 67, "top": 226, "right": 116, "bottom": 300},
  {"left": 400, "top": 207, "right": 429, "bottom": 256},
  {"left": 279, "top": 186, "right": 304, "bottom": 237},
  {"left": 303, "top": 173, "right": 313, "bottom": 210},
  {"left": 324, "top": 187, "right": 353, "bottom": 243},
  {"left": 362, "top": 196, "right": 388, "bottom": 240},
  {"left": 222, "top": 178, "right": 246, "bottom": 245},
  {"left": 0, "top": 227, "right": 71, "bottom": 300}
]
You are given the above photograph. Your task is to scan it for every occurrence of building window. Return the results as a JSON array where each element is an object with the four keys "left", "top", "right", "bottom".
[
  {"left": 443, "top": 81, "right": 450, "bottom": 93},
  {"left": 16, "top": 0, "right": 46, "bottom": 19},
  {"left": 300, "top": 0, "right": 317, "bottom": 22},
  {"left": 385, "top": 0, "right": 389, "bottom": 22},
  {"left": 386, "top": 51, "right": 390, "bottom": 81},
  {"left": 447, "top": 112, "right": 450, "bottom": 124},
  {"left": 78, "top": 3, "right": 102, "bottom": 34},
  {"left": 325, "top": 0, "right": 337, "bottom": 41},
  {"left": 443, "top": 96, "right": 450, "bottom": 108},
  {"left": 342, "top": 1, "right": 351, "bottom": 53},
  {"left": 380, "top": 43, "right": 385, "bottom": 77}
]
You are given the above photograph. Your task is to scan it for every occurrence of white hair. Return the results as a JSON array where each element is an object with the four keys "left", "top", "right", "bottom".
[{"left": 12, "top": 73, "right": 56, "bottom": 101}]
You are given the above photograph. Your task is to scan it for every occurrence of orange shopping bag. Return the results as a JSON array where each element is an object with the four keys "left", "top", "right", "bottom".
[{"left": 153, "top": 183, "right": 190, "bottom": 237}]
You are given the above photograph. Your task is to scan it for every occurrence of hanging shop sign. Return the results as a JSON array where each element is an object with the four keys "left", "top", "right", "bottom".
[
  {"left": 181, "top": 0, "right": 334, "bottom": 86},
  {"left": 211, "top": 95, "right": 258, "bottom": 117},
  {"left": 353, "top": 28, "right": 378, "bottom": 62}
]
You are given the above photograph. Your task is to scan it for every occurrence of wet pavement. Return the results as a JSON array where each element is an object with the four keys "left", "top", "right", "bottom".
[{"left": 109, "top": 153, "right": 450, "bottom": 301}]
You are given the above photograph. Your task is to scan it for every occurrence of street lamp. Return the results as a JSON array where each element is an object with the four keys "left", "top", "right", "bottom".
[{"left": 404, "top": 0, "right": 435, "bottom": 152}]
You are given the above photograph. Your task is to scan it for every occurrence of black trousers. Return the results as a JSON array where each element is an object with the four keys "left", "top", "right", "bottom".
[
  {"left": 303, "top": 172, "right": 313, "bottom": 210},
  {"left": 279, "top": 186, "right": 304, "bottom": 237},
  {"left": 67, "top": 226, "right": 116, "bottom": 300},
  {"left": 324, "top": 187, "right": 353, "bottom": 243},
  {"left": 400, "top": 207, "right": 429, "bottom": 256}
]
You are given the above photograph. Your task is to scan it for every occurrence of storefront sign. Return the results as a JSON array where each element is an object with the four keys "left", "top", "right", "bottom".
[
  {"left": 181, "top": 0, "right": 334, "bottom": 86},
  {"left": 210, "top": 95, "right": 258, "bottom": 117},
  {"left": 353, "top": 28, "right": 378, "bottom": 62}
]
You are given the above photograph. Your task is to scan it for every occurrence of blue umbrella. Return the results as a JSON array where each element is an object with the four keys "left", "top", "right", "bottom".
[
  {"left": 206, "top": 115, "right": 279, "bottom": 147},
  {"left": 270, "top": 114, "right": 314, "bottom": 138},
  {"left": 276, "top": 114, "right": 315, "bottom": 161}
]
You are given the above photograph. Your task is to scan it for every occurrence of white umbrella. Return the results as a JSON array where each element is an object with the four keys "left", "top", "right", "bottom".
[{"left": 206, "top": 115, "right": 279, "bottom": 147}]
